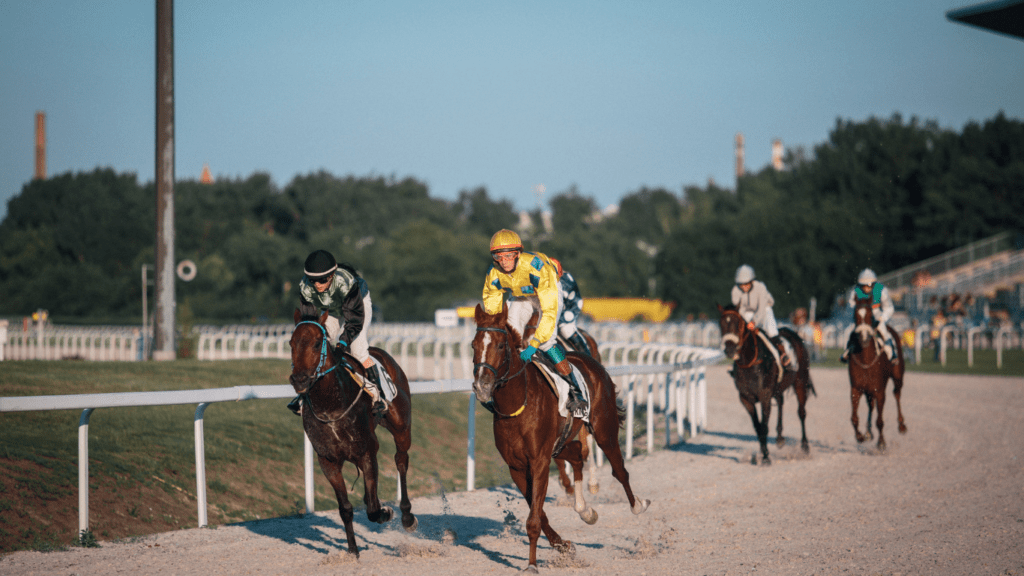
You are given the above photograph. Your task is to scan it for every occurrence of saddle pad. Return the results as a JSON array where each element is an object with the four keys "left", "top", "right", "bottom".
[
  {"left": 755, "top": 330, "right": 798, "bottom": 380},
  {"left": 347, "top": 358, "right": 398, "bottom": 402},
  {"left": 535, "top": 362, "right": 591, "bottom": 422}
]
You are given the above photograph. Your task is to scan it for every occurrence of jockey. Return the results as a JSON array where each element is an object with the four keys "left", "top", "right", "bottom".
[
  {"left": 731, "top": 264, "right": 792, "bottom": 370},
  {"left": 547, "top": 257, "right": 594, "bottom": 358},
  {"left": 483, "top": 229, "right": 588, "bottom": 414},
  {"left": 288, "top": 249, "right": 388, "bottom": 417},
  {"left": 841, "top": 268, "right": 897, "bottom": 364}
]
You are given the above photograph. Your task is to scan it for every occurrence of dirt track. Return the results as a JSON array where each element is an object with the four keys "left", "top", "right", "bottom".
[{"left": 2, "top": 366, "right": 1022, "bottom": 575}]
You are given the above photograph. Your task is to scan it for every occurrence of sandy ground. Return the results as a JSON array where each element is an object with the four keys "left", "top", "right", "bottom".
[{"left": 2, "top": 366, "right": 1023, "bottom": 576}]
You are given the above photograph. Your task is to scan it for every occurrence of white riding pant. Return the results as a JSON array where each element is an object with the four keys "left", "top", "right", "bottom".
[
  {"left": 324, "top": 292, "right": 373, "bottom": 368},
  {"left": 742, "top": 306, "right": 779, "bottom": 338}
]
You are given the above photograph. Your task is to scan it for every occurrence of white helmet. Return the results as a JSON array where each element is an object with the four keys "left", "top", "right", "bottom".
[
  {"left": 735, "top": 264, "right": 756, "bottom": 284},
  {"left": 857, "top": 268, "right": 877, "bottom": 285}
]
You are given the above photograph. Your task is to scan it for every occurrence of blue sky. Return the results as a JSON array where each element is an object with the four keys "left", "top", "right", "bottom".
[{"left": 1, "top": 1, "right": 1022, "bottom": 221}]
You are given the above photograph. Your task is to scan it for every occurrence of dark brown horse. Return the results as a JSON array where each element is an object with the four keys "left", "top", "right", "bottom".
[
  {"left": 288, "top": 310, "right": 417, "bottom": 556},
  {"left": 848, "top": 296, "right": 907, "bottom": 450},
  {"left": 717, "top": 304, "right": 816, "bottom": 465},
  {"left": 473, "top": 304, "right": 649, "bottom": 572}
]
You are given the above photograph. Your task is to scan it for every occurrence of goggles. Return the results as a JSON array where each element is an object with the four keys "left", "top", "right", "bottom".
[
  {"left": 492, "top": 250, "right": 519, "bottom": 266},
  {"left": 308, "top": 274, "right": 333, "bottom": 285}
]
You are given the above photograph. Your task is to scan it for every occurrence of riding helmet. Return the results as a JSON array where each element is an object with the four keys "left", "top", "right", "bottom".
[
  {"left": 489, "top": 229, "right": 523, "bottom": 253},
  {"left": 304, "top": 250, "right": 338, "bottom": 281},
  {"left": 857, "top": 268, "right": 877, "bottom": 285},
  {"left": 734, "top": 264, "right": 756, "bottom": 284}
]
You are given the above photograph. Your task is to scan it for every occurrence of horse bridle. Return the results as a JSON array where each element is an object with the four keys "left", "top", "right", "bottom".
[
  {"left": 720, "top": 309, "right": 761, "bottom": 369},
  {"left": 473, "top": 326, "right": 528, "bottom": 418},
  {"left": 292, "top": 320, "right": 364, "bottom": 423},
  {"left": 851, "top": 307, "right": 884, "bottom": 369}
]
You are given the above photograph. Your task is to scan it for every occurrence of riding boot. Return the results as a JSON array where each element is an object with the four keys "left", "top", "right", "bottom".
[
  {"left": 287, "top": 395, "right": 302, "bottom": 416},
  {"left": 770, "top": 335, "right": 793, "bottom": 370},
  {"left": 364, "top": 365, "right": 388, "bottom": 417},
  {"left": 567, "top": 332, "right": 594, "bottom": 358},
  {"left": 555, "top": 359, "right": 588, "bottom": 415}
]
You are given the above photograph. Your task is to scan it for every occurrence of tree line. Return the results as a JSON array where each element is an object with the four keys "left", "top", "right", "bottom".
[{"left": 1, "top": 112, "right": 1021, "bottom": 325}]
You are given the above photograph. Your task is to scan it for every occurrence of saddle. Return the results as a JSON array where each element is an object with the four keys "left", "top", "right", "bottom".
[
  {"left": 753, "top": 330, "right": 797, "bottom": 382},
  {"left": 530, "top": 355, "right": 591, "bottom": 422},
  {"left": 337, "top": 351, "right": 398, "bottom": 402}
]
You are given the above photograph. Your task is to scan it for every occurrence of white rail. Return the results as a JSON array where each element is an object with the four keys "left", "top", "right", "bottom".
[{"left": 0, "top": 345, "right": 720, "bottom": 540}]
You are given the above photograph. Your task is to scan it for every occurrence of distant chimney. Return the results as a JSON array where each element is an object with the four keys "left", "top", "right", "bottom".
[
  {"left": 772, "top": 139, "right": 783, "bottom": 170},
  {"left": 200, "top": 163, "right": 213, "bottom": 184},
  {"left": 34, "top": 111, "right": 46, "bottom": 180},
  {"left": 735, "top": 133, "right": 745, "bottom": 179}
]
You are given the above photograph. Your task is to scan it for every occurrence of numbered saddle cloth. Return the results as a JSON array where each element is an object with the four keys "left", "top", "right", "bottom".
[
  {"left": 535, "top": 362, "right": 591, "bottom": 422},
  {"left": 371, "top": 357, "right": 398, "bottom": 402}
]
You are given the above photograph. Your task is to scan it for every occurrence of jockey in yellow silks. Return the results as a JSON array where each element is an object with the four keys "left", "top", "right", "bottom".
[{"left": 483, "top": 229, "right": 587, "bottom": 413}]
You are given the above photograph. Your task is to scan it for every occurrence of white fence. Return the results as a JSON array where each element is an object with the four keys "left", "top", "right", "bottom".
[{"left": 0, "top": 344, "right": 720, "bottom": 540}]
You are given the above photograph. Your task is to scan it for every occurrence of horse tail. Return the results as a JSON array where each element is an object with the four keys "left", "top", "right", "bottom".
[{"left": 349, "top": 466, "right": 362, "bottom": 494}]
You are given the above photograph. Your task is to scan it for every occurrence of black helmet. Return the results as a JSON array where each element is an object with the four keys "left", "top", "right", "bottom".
[{"left": 304, "top": 250, "right": 337, "bottom": 281}]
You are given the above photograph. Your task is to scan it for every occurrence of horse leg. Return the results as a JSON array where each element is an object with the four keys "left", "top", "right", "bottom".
[
  {"left": 579, "top": 426, "right": 600, "bottom": 495},
  {"left": 865, "top": 391, "right": 875, "bottom": 441},
  {"left": 795, "top": 379, "right": 810, "bottom": 453},
  {"left": 357, "top": 449, "right": 394, "bottom": 524},
  {"left": 559, "top": 440, "right": 597, "bottom": 525},
  {"left": 774, "top": 392, "right": 786, "bottom": 447},
  {"left": 758, "top": 391, "right": 774, "bottom": 465},
  {"left": 875, "top": 386, "right": 887, "bottom": 451},
  {"left": 892, "top": 371, "right": 908, "bottom": 434},
  {"left": 554, "top": 457, "right": 574, "bottom": 496},
  {"left": 510, "top": 461, "right": 562, "bottom": 572},
  {"left": 318, "top": 455, "right": 359, "bottom": 556},
  {"left": 592, "top": 420, "right": 650, "bottom": 514},
  {"left": 850, "top": 386, "right": 866, "bottom": 443},
  {"left": 390, "top": 427, "right": 417, "bottom": 532}
]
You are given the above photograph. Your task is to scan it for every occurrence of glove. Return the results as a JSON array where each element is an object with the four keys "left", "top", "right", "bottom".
[
  {"left": 520, "top": 346, "right": 538, "bottom": 363},
  {"left": 335, "top": 340, "right": 349, "bottom": 355},
  {"left": 747, "top": 322, "right": 756, "bottom": 331}
]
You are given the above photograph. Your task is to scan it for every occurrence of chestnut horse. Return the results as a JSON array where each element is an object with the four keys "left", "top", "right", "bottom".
[
  {"left": 472, "top": 304, "right": 649, "bottom": 572},
  {"left": 288, "top": 310, "right": 417, "bottom": 556},
  {"left": 717, "top": 304, "right": 815, "bottom": 465},
  {"left": 848, "top": 295, "right": 907, "bottom": 450}
]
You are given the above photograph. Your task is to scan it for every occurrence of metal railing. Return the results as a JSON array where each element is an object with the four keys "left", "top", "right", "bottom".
[{"left": 0, "top": 344, "right": 721, "bottom": 539}]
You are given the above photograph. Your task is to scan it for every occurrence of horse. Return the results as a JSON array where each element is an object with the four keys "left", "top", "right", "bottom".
[
  {"left": 288, "top": 309, "right": 417, "bottom": 557},
  {"left": 848, "top": 295, "right": 907, "bottom": 450},
  {"left": 472, "top": 303, "right": 649, "bottom": 572},
  {"left": 717, "top": 304, "right": 816, "bottom": 465}
]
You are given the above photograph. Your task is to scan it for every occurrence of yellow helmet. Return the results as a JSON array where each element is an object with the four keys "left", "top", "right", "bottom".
[{"left": 489, "top": 229, "right": 523, "bottom": 253}]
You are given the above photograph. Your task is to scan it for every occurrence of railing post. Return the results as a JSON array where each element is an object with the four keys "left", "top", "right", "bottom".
[
  {"left": 194, "top": 403, "right": 210, "bottom": 527},
  {"left": 304, "top": 433, "right": 315, "bottom": 513},
  {"left": 466, "top": 392, "right": 477, "bottom": 491},
  {"left": 625, "top": 376, "right": 635, "bottom": 460},
  {"left": 967, "top": 327, "right": 983, "bottom": 367},
  {"left": 78, "top": 408, "right": 94, "bottom": 538}
]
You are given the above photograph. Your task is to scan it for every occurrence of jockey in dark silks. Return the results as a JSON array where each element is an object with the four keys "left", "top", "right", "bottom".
[
  {"left": 288, "top": 249, "right": 389, "bottom": 416},
  {"left": 547, "top": 258, "right": 594, "bottom": 358},
  {"left": 841, "top": 268, "right": 897, "bottom": 364},
  {"left": 483, "top": 229, "right": 588, "bottom": 414}
]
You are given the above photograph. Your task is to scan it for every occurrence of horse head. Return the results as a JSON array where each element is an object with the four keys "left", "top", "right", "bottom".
[
  {"left": 289, "top": 308, "right": 334, "bottom": 394},
  {"left": 717, "top": 303, "right": 747, "bottom": 361},
  {"left": 471, "top": 303, "right": 524, "bottom": 405},
  {"left": 853, "top": 296, "right": 875, "bottom": 344}
]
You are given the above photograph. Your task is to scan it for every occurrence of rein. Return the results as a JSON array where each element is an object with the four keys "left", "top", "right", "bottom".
[
  {"left": 474, "top": 326, "right": 529, "bottom": 418},
  {"left": 293, "top": 320, "right": 365, "bottom": 424}
]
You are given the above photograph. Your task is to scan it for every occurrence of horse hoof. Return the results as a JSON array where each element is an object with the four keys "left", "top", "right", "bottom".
[
  {"left": 554, "top": 541, "right": 576, "bottom": 554},
  {"left": 899, "top": 424, "right": 907, "bottom": 434},
  {"left": 523, "top": 564, "right": 540, "bottom": 574},
  {"left": 855, "top": 434, "right": 866, "bottom": 444},
  {"left": 370, "top": 506, "right": 394, "bottom": 524},
  {"left": 801, "top": 442, "right": 810, "bottom": 454},
  {"left": 776, "top": 437, "right": 786, "bottom": 447},
  {"left": 631, "top": 499, "right": 650, "bottom": 515},
  {"left": 761, "top": 457, "right": 772, "bottom": 467},
  {"left": 403, "top": 515, "right": 418, "bottom": 533},
  {"left": 588, "top": 481, "right": 600, "bottom": 495},
  {"left": 578, "top": 507, "right": 598, "bottom": 525}
]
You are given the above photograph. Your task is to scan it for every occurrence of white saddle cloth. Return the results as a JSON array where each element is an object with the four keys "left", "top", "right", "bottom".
[{"left": 536, "top": 363, "right": 591, "bottom": 422}]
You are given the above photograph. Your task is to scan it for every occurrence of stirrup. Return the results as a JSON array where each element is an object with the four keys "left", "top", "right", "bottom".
[{"left": 371, "top": 399, "right": 388, "bottom": 417}]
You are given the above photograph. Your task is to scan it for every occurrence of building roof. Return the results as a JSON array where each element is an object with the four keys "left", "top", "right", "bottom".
[{"left": 947, "top": 0, "right": 1024, "bottom": 40}]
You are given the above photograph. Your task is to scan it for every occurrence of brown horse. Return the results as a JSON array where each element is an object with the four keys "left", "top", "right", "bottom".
[
  {"left": 717, "top": 304, "right": 816, "bottom": 465},
  {"left": 288, "top": 309, "right": 417, "bottom": 556},
  {"left": 472, "top": 304, "right": 649, "bottom": 572},
  {"left": 848, "top": 296, "right": 907, "bottom": 450}
]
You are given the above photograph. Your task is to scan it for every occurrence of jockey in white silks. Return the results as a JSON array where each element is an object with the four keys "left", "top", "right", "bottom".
[
  {"left": 841, "top": 268, "right": 897, "bottom": 364},
  {"left": 731, "top": 264, "right": 793, "bottom": 370}
]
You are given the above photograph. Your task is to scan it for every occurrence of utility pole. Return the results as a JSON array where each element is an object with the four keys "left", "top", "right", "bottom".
[
  {"left": 153, "top": 0, "right": 176, "bottom": 360},
  {"left": 34, "top": 112, "right": 46, "bottom": 180}
]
